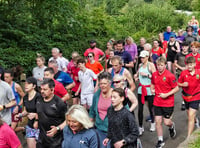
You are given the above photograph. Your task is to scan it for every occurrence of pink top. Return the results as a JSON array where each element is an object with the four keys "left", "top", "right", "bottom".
[
  {"left": 67, "top": 60, "right": 75, "bottom": 74},
  {"left": 84, "top": 47, "right": 104, "bottom": 61},
  {"left": 0, "top": 123, "right": 21, "bottom": 148},
  {"left": 98, "top": 93, "right": 111, "bottom": 120}
]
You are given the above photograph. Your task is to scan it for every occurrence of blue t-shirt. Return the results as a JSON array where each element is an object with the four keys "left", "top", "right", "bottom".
[
  {"left": 54, "top": 71, "right": 73, "bottom": 87},
  {"left": 164, "top": 32, "right": 176, "bottom": 41},
  {"left": 114, "top": 50, "right": 133, "bottom": 64}
]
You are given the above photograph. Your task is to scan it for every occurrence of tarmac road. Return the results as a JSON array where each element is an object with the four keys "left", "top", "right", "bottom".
[{"left": 17, "top": 90, "right": 198, "bottom": 148}]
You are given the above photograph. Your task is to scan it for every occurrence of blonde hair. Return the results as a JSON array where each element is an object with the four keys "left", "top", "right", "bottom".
[
  {"left": 66, "top": 105, "right": 94, "bottom": 129},
  {"left": 125, "top": 36, "right": 134, "bottom": 44}
]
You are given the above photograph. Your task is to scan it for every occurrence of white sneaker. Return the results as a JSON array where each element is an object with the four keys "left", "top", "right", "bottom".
[
  {"left": 150, "top": 123, "right": 156, "bottom": 132},
  {"left": 139, "top": 127, "right": 144, "bottom": 136}
]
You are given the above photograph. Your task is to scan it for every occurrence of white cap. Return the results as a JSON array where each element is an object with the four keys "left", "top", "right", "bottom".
[{"left": 139, "top": 50, "right": 149, "bottom": 57}]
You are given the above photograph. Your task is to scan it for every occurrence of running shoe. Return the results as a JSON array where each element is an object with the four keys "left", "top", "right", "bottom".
[
  {"left": 139, "top": 127, "right": 144, "bottom": 136},
  {"left": 150, "top": 123, "right": 156, "bottom": 132},
  {"left": 145, "top": 115, "right": 152, "bottom": 122},
  {"left": 169, "top": 122, "right": 176, "bottom": 138},
  {"left": 155, "top": 140, "right": 165, "bottom": 148}
]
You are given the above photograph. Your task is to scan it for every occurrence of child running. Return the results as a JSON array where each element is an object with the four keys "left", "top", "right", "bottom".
[
  {"left": 174, "top": 42, "right": 189, "bottom": 111},
  {"left": 103, "top": 88, "right": 139, "bottom": 148},
  {"left": 76, "top": 58, "right": 97, "bottom": 110},
  {"left": 151, "top": 57, "right": 179, "bottom": 148},
  {"left": 178, "top": 56, "right": 200, "bottom": 139}
]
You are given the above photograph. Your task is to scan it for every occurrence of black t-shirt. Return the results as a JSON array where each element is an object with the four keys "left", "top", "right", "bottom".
[
  {"left": 36, "top": 95, "right": 67, "bottom": 147},
  {"left": 23, "top": 92, "right": 41, "bottom": 128}
]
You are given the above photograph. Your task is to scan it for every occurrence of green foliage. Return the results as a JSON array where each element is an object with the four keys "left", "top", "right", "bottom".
[
  {"left": 168, "top": 0, "right": 192, "bottom": 11},
  {"left": 0, "top": 0, "right": 188, "bottom": 75},
  {"left": 191, "top": 0, "right": 200, "bottom": 11}
]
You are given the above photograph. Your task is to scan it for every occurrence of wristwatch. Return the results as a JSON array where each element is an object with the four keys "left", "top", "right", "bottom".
[
  {"left": 122, "top": 139, "right": 127, "bottom": 145},
  {"left": 56, "top": 126, "right": 60, "bottom": 131}
]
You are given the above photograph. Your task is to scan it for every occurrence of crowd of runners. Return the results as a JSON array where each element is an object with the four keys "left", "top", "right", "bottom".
[{"left": 0, "top": 16, "right": 200, "bottom": 148}]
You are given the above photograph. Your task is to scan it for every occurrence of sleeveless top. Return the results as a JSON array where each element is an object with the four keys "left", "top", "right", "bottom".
[
  {"left": 11, "top": 82, "right": 21, "bottom": 112},
  {"left": 111, "top": 67, "right": 127, "bottom": 87},
  {"left": 138, "top": 63, "right": 152, "bottom": 95},
  {"left": 167, "top": 41, "right": 177, "bottom": 56},
  {"left": 107, "top": 59, "right": 112, "bottom": 69}
]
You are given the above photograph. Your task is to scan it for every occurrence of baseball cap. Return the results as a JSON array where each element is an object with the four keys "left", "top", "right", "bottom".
[
  {"left": 139, "top": 50, "right": 149, "bottom": 57},
  {"left": 170, "top": 34, "right": 176, "bottom": 38}
]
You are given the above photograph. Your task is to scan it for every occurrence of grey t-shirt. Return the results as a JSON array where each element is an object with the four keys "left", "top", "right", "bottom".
[
  {"left": 0, "top": 80, "right": 15, "bottom": 125},
  {"left": 32, "top": 66, "right": 47, "bottom": 86}
]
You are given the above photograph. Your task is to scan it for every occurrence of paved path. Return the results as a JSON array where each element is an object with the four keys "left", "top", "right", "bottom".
[
  {"left": 18, "top": 90, "right": 198, "bottom": 148},
  {"left": 137, "top": 90, "right": 196, "bottom": 148}
]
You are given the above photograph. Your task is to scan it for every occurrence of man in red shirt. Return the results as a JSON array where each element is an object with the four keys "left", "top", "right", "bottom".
[
  {"left": 44, "top": 67, "right": 69, "bottom": 102},
  {"left": 84, "top": 40, "right": 105, "bottom": 62},
  {"left": 178, "top": 56, "right": 200, "bottom": 138},
  {"left": 151, "top": 57, "right": 179, "bottom": 148},
  {"left": 185, "top": 41, "right": 200, "bottom": 69}
]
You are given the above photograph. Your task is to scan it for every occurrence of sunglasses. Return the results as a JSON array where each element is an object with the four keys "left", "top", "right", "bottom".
[
  {"left": 113, "top": 80, "right": 121, "bottom": 84},
  {"left": 88, "top": 56, "right": 93, "bottom": 58}
]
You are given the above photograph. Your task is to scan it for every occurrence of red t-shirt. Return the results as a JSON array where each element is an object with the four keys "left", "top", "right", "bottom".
[
  {"left": 54, "top": 79, "right": 68, "bottom": 98},
  {"left": 0, "top": 123, "right": 21, "bottom": 148},
  {"left": 84, "top": 47, "right": 104, "bottom": 61},
  {"left": 152, "top": 47, "right": 164, "bottom": 56},
  {"left": 186, "top": 53, "right": 200, "bottom": 69},
  {"left": 86, "top": 61, "right": 104, "bottom": 75},
  {"left": 151, "top": 69, "right": 177, "bottom": 107},
  {"left": 178, "top": 69, "right": 200, "bottom": 102},
  {"left": 162, "top": 41, "right": 168, "bottom": 54},
  {"left": 71, "top": 66, "right": 80, "bottom": 92}
]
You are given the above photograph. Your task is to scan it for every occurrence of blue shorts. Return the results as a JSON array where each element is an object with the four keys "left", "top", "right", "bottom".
[{"left": 26, "top": 125, "right": 40, "bottom": 140}]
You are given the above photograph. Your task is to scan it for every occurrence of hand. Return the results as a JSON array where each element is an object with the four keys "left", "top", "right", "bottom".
[
  {"left": 46, "top": 126, "right": 57, "bottom": 137},
  {"left": 182, "top": 82, "right": 189, "bottom": 87},
  {"left": 75, "top": 76, "right": 78, "bottom": 81},
  {"left": 103, "top": 138, "right": 109, "bottom": 146},
  {"left": 13, "top": 106, "right": 19, "bottom": 114},
  {"left": 151, "top": 89, "right": 155, "bottom": 95},
  {"left": 140, "top": 72, "right": 148, "bottom": 77},
  {"left": 75, "top": 92, "right": 79, "bottom": 96},
  {"left": 0, "top": 105, "right": 3, "bottom": 111},
  {"left": 33, "top": 121, "right": 38, "bottom": 129},
  {"left": 159, "top": 93, "right": 168, "bottom": 99},
  {"left": 114, "top": 140, "right": 124, "bottom": 148},
  {"left": 171, "top": 47, "right": 176, "bottom": 51},
  {"left": 27, "top": 113, "right": 36, "bottom": 120}
]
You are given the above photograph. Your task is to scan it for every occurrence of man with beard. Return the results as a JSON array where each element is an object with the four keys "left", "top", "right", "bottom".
[
  {"left": 35, "top": 79, "right": 67, "bottom": 148},
  {"left": 84, "top": 40, "right": 105, "bottom": 62}
]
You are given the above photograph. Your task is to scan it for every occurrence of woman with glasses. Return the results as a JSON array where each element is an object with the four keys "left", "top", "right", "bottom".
[
  {"left": 113, "top": 74, "right": 138, "bottom": 113},
  {"left": 134, "top": 50, "right": 156, "bottom": 136},
  {"left": 89, "top": 72, "right": 113, "bottom": 148},
  {"left": 86, "top": 52, "right": 104, "bottom": 86}
]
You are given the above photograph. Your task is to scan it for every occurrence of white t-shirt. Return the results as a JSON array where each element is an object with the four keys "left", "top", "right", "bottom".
[
  {"left": 49, "top": 57, "right": 66, "bottom": 71},
  {"left": 0, "top": 80, "right": 15, "bottom": 125},
  {"left": 32, "top": 66, "right": 47, "bottom": 86},
  {"left": 78, "top": 69, "right": 97, "bottom": 95}
]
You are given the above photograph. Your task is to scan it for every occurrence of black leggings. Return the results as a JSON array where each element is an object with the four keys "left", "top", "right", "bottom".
[{"left": 138, "top": 94, "right": 154, "bottom": 127}]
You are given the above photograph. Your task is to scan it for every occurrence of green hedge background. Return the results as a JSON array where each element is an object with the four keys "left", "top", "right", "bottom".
[{"left": 0, "top": 0, "right": 199, "bottom": 75}]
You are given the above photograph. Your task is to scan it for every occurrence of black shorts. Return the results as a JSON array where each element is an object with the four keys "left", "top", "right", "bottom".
[
  {"left": 167, "top": 53, "right": 176, "bottom": 63},
  {"left": 154, "top": 106, "right": 174, "bottom": 119},
  {"left": 71, "top": 91, "right": 80, "bottom": 99},
  {"left": 184, "top": 100, "right": 200, "bottom": 110}
]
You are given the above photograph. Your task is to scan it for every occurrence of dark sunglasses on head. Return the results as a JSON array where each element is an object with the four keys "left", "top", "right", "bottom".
[
  {"left": 88, "top": 56, "right": 93, "bottom": 58},
  {"left": 113, "top": 80, "right": 121, "bottom": 84}
]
